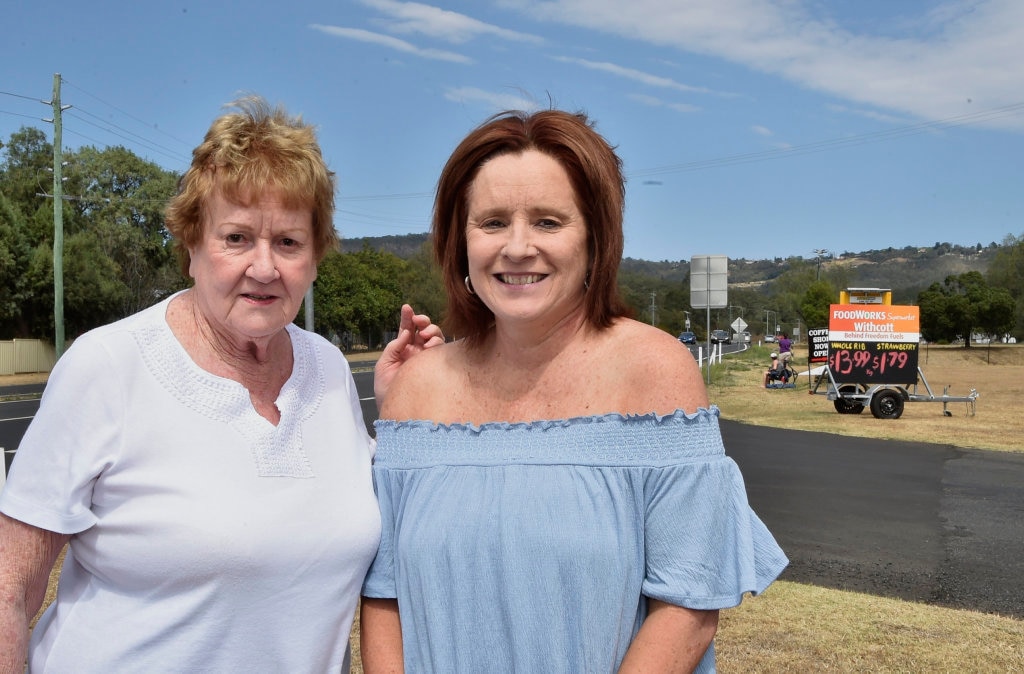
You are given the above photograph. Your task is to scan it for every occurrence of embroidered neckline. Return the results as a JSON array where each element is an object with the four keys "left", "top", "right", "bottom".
[{"left": 135, "top": 298, "right": 325, "bottom": 478}]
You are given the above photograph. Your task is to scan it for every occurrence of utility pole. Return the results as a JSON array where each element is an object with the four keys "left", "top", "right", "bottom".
[
  {"left": 304, "top": 287, "right": 314, "bottom": 331},
  {"left": 648, "top": 291, "right": 657, "bottom": 326},
  {"left": 813, "top": 248, "right": 830, "bottom": 281},
  {"left": 44, "top": 73, "right": 71, "bottom": 358}
]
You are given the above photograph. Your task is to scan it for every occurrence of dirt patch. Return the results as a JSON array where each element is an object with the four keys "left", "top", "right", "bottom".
[{"left": 0, "top": 373, "right": 50, "bottom": 386}]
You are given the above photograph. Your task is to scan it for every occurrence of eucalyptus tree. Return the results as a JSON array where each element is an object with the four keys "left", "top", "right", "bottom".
[
  {"left": 397, "top": 240, "right": 446, "bottom": 327},
  {"left": 71, "top": 145, "right": 182, "bottom": 315},
  {"left": 309, "top": 247, "right": 406, "bottom": 348},
  {"left": 986, "top": 234, "right": 1024, "bottom": 339},
  {"left": 918, "top": 271, "right": 1016, "bottom": 346}
]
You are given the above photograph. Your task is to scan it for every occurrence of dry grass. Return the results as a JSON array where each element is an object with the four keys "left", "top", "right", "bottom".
[
  {"left": 717, "top": 581, "right": 1024, "bottom": 672},
  {"left": 708, "top": 343, "right": 1024, "bottom": 453},
  {"left": 27, "top": 345, "right": 1024, "bottom": 670}
]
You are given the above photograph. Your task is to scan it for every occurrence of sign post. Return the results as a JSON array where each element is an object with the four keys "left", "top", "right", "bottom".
[{"left": 690, "top": 255, "right": 728, "bottom": 383}]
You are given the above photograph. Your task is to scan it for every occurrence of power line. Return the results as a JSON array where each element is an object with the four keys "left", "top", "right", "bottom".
[
  {"left": 0, "top": 89, "right": 43, "bottom": 102},
  {"left": 61, "top": 78, "right": 193, "bottom": 150},
  {"left": 64, "top": 108, "right": 190, "bottom": 165},
  {"left": 2, "top": 80, "right": 189, "bottom": 167},
  {"left": 0, "top": 108, "right": 44, "bottom": 122}
]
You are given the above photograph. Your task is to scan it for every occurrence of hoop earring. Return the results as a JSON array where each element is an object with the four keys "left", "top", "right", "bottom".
[{"left": 464, "top": 276, "right": 475, "bottom": 295}]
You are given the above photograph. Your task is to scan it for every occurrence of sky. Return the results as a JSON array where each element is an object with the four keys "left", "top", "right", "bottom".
[{"left": 2, "top": 0, "right": 1023, "bottom": 263}]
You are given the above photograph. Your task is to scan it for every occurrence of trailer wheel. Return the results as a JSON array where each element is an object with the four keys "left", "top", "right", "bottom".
[
  {"left": 833, "top": 385, "right": 865, "bottom": 414},
  {"left": 834, "top": 399, "right": 865, "bottom": 414},
  {"left": 870, "top": 389, "right": 905, "bottom": 419}
]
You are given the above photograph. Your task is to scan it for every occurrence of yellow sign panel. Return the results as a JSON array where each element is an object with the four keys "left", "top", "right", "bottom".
[{"left": 839, "top": 288, "right": 892, "bottom": 305}]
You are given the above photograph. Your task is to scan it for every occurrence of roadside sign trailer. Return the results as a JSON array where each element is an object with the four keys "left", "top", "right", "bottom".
[
  {"left": 809, "top": 365, "right": 979, "bottom": 419},
  {"left": 811, "top": 297, "right": 978, "bottom": 420}
]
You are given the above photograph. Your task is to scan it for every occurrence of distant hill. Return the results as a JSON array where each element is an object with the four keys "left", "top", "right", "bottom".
[
  {"left": 626, "top": 243, "right": 997, "bottom": 300},
  {"left": 343, "top": 234, "right": 999, "bottom": 298},
  {"left": 341, "top": 233, "right": 428, "bottom": 258}
]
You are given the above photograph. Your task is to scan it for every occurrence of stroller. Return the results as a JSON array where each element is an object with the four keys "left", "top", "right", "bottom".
[{"left": 764, "top": 352, "right": 796, "bottom": 389}]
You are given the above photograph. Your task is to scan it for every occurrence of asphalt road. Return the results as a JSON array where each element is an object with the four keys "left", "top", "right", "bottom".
[
  {"left": 682, "top": 339, "right": 747, "bottom": 363},
  {"left": 723, "top": 421, "right": 1024, "bottom": 618},
  {"left": 3, "top": 369, "right": 1023, "bottom": 618}
]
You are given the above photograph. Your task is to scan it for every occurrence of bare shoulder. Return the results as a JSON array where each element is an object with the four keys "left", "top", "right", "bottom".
[
  {"left": 379, "top": 341, "right": 463, "bottom": 421},
  {"left": 611, "top": 319, "right": 700, "bottom": 369},
  {"left": 606, "top": 319, "right": 709, "bottom": 413}
]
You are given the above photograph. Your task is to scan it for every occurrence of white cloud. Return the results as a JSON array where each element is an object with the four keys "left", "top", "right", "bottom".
[
  {"left": 358, "top": 0, "right": 543, "bottom": 44},
  {"left": 628, "top": 93, "right": 700, "bottom": 114},
  {"left": 506, "top": 0, "right": 1024, "bottom": 131},
  {"left": 444, "top": 87, "right": 541, "bottom": 112},
  {"left": 309, "top": 24, "right": 472, "bottom": 63},
  {"left": 750, "top": 124, "right": 791, "bottom": 148},
  {"left": 826, "top": 103, "right": 909, "bottom": 126},
  {"left": 554, "top": 56, "right": 717, "bottom": 95}
]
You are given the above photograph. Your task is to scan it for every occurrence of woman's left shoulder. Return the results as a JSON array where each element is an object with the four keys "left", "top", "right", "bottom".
[
  {"left": 604, "top": 320, "right": 708, "bottom": 411},
  {"left": 609, "top": 319, "right": 695, "bottom": 365}
]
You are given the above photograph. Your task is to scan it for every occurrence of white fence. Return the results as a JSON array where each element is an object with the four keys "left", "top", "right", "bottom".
[{"left": 0, "top": 339, "right": 56, "bottom": 376}]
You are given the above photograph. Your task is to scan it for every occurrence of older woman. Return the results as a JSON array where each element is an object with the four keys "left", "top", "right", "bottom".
[
  {"left": 0, "top": 97, "right": 438, "bottom": 672},
  {"left": 361, "top": 110, "right": 788, "bottom": 672}
]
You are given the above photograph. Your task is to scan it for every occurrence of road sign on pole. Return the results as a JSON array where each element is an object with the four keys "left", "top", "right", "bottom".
[
  {"left": 689, "top": 255, "right": 728, "bottom": 309},
  {"left": 690, "top": 255, "right": 728, "bottom": 385},
  {"left": 731, "top": 317, "right": 747, "bottom": 333}
]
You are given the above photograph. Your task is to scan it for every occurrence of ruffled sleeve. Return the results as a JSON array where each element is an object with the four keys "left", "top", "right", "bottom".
[{"left": 642, "top": 447, "right": 789, "bottom": 609}]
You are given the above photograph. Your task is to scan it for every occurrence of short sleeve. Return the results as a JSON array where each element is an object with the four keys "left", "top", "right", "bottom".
[
  {"left": 361, "top": 466, "right": 397, "bottom": 598},
  {"left": 642, "top": 449, "right": 788, "bottom": 610},
  {"left": 0, "top": 332, "right": 125, "bottom": 534}
]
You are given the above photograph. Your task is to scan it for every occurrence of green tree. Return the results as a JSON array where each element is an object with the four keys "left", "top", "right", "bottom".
[
  {"left": 767, "top": 259, "right": 815, "bottom": 335},
  {"left": 917, "top": 271, "right": 1016, "bottom": 347},
  {"left": 0, "top": 192, "right": 34, "bottom": 336},
  {"left": 1, "top": 131, "right": 185, "bottom": 339},
  {"left": 617, "top": 268, "right": 660, "bottom": 326},
  {"left": 62, "top": 230, "right": 131, "bottom": 336},
  {"left": 309, "top": 247, "right": 406, "bottom": 348},
  {"left": 976, "top": 289, "right": 1016, "bottom": 341},
  {"left": 799, "top": 280, "right": 835, "bottom": 330},
  {"left": 986, "top": 234, "right": 1024, "bottom": 339},
  {"left": 71, "top": 146, "right": 181, "bottom": 314},
  {"left": 0, "top": 127, "right": 53, "bottom": 236},
  {"left": 398, "top": 241, "right": 446, "bottom": 325}
]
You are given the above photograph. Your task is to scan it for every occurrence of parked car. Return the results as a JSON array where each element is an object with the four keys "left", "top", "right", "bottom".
[
  {"left": 740, "top": 330, "right": 751, "bottom": 343},
  {"left": 764, "top": 334, "right": 776, "bottom": 343},
  {"left": 710, "top": 329, "right": 731, "bottom": 344},
  {"left": 677, "top": 331, "right": 697, "bottom": 344}
]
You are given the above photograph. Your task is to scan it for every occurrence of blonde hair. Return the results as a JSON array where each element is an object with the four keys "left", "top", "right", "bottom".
[{"left": 165, "top": 96, "right": 338, "bottom": 276}]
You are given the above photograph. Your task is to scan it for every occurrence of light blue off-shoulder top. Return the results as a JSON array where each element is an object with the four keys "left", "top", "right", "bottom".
[{"left": 363, "top": 407, "right": 788, "bottom": 673}]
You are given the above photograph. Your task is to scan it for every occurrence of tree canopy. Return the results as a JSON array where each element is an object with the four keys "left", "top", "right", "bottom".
[
  {"left": 917, "top": 271, "right": 1016, "bottom": 346},
  {"left": 2, "top": 124, "right": 1022, "bottom": 349}
]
